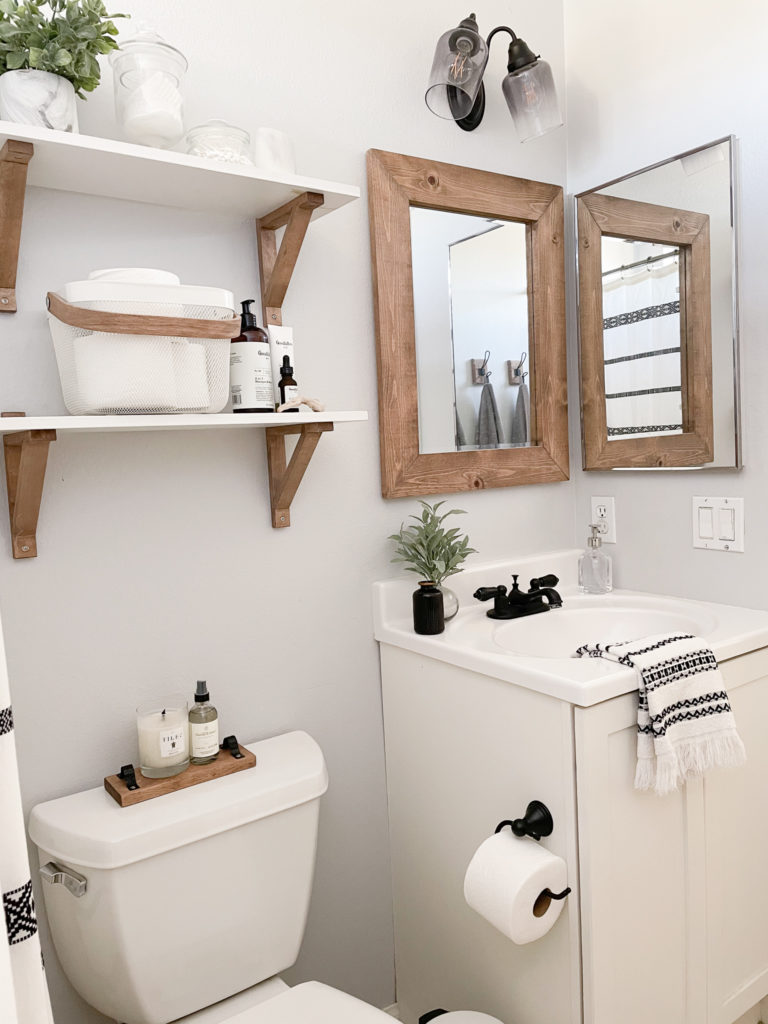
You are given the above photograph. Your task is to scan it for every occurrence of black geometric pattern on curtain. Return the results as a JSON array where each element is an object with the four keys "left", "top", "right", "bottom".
[
  {"left": 603, "top": 300, "right": 680, "bottom": 331},
  {"left": 3, "top": 879, "right": 38, "bottom": 945}
]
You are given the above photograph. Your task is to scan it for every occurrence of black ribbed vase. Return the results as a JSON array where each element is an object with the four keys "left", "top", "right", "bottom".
[{"left": 413, "top": 581, "right": 445, "bottom": 635}]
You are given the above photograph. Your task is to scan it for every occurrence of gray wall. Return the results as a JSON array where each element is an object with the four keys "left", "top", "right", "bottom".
[{"left": 0, "top": 1, "right": 569, "bottom": 1021}]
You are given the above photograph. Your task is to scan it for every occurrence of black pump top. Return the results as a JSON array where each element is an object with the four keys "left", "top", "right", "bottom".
[
  {"left": 280, "top": 354, "right": 294, "bottom": 378},
  {"left": 239, "top": 299, "right": 260, "bottom": 332},
  {"left": 194, "top": 679, "right": 210, "bottom": 703}
]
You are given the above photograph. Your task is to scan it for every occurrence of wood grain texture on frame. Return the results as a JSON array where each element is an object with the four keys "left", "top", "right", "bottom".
[
  {"left": 366, "top": 149, "right": 568, "bottom": 499},
  {"left": 0, "top": 139, "right": 33, "bottom": 313},
  {"left": 577, "top": 192, "right": 713, "bottom": 469}
]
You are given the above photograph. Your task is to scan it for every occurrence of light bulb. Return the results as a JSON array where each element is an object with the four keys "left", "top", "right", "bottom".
[{"left": 449, "top": 35, "right": 474, "bottom": 84}]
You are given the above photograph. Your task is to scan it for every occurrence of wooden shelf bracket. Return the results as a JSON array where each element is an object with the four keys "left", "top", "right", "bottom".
[
  {"left": 266, "top": 421, "right": 333, "bottom": 528},
  {"left": 256, "top": 190, "right": 324, "bottom": 327},
  {"left": 3, "top": 422, "right": 56, "bottom": 559},
  {"left": 0, "top": 139, "right": 33, "bottom": 313}
]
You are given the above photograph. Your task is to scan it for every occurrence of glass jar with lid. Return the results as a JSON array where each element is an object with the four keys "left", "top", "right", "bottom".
[
  {"left": 109, "top": 29, "right": 188, "bottom": 148},
  {"left": 185, "top": 120, "right": 253, "bottom": 165}
]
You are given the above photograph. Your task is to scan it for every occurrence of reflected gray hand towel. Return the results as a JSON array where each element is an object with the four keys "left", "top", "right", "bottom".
[
  {"left": 476, "top": 382, "right": 504, "bottom": 448},
  {"left": 510, "top": 382, "right": 530, "bottom": 445}
]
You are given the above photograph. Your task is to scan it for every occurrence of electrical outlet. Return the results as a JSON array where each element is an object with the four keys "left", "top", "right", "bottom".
[{"left": 590, "top": 495, "right": 616, "bottom": 544}]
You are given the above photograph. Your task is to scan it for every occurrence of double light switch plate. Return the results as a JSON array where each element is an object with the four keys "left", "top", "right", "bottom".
[{"left": 692, "top": 496, "right": 744, "bottom": 552}]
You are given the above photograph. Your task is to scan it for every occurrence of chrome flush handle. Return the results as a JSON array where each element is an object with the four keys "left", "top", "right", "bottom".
[{"left": 40, "top": 861, "right": 87, "bottom": 898}]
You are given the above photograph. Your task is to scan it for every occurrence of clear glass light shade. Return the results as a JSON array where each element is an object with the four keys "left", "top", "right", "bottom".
[
  {"left": 425, "top": 25, "right": 489, "bottom": 120},
  {"left": 501, "top": 60, "right": 563, "bottom": 142}
]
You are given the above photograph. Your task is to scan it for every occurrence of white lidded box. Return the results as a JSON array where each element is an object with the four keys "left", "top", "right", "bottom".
[{"left": 47, "top": 268, "right": 239, "bottom": 415}]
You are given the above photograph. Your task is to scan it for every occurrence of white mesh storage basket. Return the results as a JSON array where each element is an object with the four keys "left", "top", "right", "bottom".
[{"left": 47, "top": 269, "right": 239, "bottom": 415}]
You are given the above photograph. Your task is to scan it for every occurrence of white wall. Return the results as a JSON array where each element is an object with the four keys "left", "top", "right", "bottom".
[
  {"left": 0, "top": 2, "right": 569, "bottom": 1022},
  {"left": 564, "top": 0, "right": 768, "bottom": 604}
]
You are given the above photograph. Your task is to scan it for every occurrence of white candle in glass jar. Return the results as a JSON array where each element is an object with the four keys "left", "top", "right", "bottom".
[{"left": 136, "top": 696, "right": 189, "bottom": 778}]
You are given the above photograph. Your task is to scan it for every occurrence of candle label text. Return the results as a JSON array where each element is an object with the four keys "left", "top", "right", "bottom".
[{"left": 160, "top": 727, "right": 187, "bottom": 758}]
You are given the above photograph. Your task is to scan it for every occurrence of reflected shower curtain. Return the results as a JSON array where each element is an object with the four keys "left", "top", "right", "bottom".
[
  {"left": 602, "top": 260, "right": 682, "bottom": 438},
  {"left": 0, "top": 619, "right": 53, "bottom": 1024}
]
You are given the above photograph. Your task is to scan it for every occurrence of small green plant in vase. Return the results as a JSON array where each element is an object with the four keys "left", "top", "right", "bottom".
[
  {"left": 0, "top": 0, "right": 128, "bottom": 132},
  {"left": 389, "top": 500, "right": 477, "bottom": 621}
]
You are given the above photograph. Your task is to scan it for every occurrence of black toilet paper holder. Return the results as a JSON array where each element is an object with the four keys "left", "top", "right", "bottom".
[
  {"left": 495, "top": 799, "right": 554, "bottom": 841},
  {"left": 494, "top": 799, "right": 572, "bottom": 906}
]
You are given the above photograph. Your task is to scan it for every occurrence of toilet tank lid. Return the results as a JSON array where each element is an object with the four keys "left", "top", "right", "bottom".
[{"left": 28, "top": 731, "right": 328, "bottom": 869}]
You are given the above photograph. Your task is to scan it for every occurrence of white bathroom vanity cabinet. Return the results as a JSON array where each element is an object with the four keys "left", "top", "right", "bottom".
[{"left": 374, "top": 552, "right": 768, "bottom": 1024}]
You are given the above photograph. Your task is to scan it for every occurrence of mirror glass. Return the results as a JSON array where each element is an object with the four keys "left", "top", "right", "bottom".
[
  {"left": 409, "top": 207, "right": 533, "bottom": 455},
  {"left": 579, "top": 137, "right": 739, "bottom": 468},
  {"left": 601, "top": 237, "right": 683, "bottom": 440}
]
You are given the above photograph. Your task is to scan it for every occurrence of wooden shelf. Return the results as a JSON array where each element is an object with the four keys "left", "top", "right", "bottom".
[
  {"left": 0, "top": 411, "right": 367, "bottom": 435},
  {"left": 0, "top": 121, "right": 359, "bottom": 218},
  {"left": 0, "top": 125, "right": 363, "bottom": 552},
  {"left": 0, "top": 411, "right": 368, "bottom": 556}
]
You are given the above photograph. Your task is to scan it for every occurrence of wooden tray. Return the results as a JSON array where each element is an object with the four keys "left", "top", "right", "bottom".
[{"left": 104, "top": 744, "right": 256, "bottom": 807}]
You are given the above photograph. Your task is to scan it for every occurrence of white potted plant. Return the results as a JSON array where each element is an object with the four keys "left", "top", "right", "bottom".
[
  {"left": 389, "top": 500, "right": 477, "bottom": 621},
  {"left": 0, "top": 0, "right": 126, "bottom": 133}
]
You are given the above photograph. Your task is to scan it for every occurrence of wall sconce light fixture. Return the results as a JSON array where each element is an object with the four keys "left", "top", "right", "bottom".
[{"left": 425, "top": 12, "right": 563, "bottom": 141}]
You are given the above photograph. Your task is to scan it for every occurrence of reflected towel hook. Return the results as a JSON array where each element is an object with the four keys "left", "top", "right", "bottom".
[
  {"left": 471, "top": 350, "right": 493, "bottom": 385},
  {"left": 507, "top": 351, "right": 527, "bottom": 386}
]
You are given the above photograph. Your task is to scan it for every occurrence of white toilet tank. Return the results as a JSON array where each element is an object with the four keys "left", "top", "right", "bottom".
[{"left": 28, "top": 731, "right": 329, "bottom": 1024}]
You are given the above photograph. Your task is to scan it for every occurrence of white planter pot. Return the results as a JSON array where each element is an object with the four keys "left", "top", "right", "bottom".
[{"left": 0, "top": 69, "right": 78, "bottom": 132}]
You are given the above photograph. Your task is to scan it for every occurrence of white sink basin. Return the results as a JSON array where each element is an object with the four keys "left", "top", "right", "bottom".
[
  {"left": 491, "top": 594, "right": 719, "bottom": 659},
  {"left": 373, "top": 550, "right": 768, "bottom": 707}
]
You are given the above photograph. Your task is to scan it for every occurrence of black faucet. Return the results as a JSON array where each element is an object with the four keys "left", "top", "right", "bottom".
[{"left": 473, "top": 574, "right": 563, "bottom": 620}]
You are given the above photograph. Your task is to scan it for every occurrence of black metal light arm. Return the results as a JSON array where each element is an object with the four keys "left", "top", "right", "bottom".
[{"left": 450, "top": 19, "right": 541, "bottom": 132}]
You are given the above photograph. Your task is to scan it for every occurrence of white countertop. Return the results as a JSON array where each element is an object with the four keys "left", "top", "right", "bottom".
[{"left": 372, "top": 550, "right": 768, "bottom": 707}]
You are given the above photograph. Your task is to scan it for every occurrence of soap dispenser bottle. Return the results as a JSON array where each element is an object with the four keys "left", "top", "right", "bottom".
[
  {"left": 189, "top": 680, "right": 219, "bottom": 765},
  {"left": 579, "top": 525, "right": 613, "bottom": 594},
  {"left": 230, "top": 300, "right": 274, "bottom": 413}
]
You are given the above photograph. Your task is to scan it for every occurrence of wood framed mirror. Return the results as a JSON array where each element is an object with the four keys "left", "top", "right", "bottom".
[
  {"left": 578, "top": 193, "right": 713, "bottom": 469},
  {"left": 366, "top": 149, "right": 568, "bottom": 499},
  {"left": 576, "top": 137, "right": 739, "bottom": 472}
]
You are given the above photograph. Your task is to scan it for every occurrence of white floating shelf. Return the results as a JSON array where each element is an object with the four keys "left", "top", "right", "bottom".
[
  {"left": 0, "top": 411, "right": 368, "bottom": 435},
  {"left": 0, "top": 411, "right": 368, "bottom": 555},
  {"left": 0, "top": 121, "right": 360, "bottom": 218}
]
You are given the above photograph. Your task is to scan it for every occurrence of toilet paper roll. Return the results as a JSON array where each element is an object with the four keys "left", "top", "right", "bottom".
[{"left": 463, "top": 830, "right": 569, "bottom": 944}]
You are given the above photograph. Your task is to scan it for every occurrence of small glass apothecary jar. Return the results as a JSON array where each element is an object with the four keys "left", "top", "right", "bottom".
[
  {"left": 185, "top": 120, "right": 253, "bottom": 165},
  {"left": 109, "top": 29, "right": 188, "bottom": 148},
  {"left": 136, "top": 694, "right": 189, "bottom": 778}
]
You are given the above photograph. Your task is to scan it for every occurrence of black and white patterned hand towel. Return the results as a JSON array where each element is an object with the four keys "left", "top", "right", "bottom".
[{"left": 575, "top": 633, "right": 746, "bottom": 794}]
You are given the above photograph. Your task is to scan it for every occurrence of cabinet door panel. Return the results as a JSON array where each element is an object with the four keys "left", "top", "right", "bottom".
[
  {"left": 575, "top": 694, "right": 706, "bottom": 1024},
  {"left": 705, "top": 667, "right": 768, "bottom": 1023}
]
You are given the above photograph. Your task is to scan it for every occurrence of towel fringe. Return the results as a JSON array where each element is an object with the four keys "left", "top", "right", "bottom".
[
  {"left": 635, "top": 731, "right": 746, "bottom": 796},
  {"left": 634, "top": 755, "right": 658, "bottom": 792}
]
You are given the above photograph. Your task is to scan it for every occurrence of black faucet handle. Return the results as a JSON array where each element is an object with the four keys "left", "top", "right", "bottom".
[
  {"left": 529, "top": 573, "right": 559, "bottom": 590},
  {"left": 474, "top": 585, "right": 506, "bottom": 603}
]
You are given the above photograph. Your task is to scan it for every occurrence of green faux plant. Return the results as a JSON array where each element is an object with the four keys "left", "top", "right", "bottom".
[
  {"left": 0, "top": 0, "right": 127, "bottom": 97},
  {"left": 389, "top": 500, "right": 477, "bottom": 585}
]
